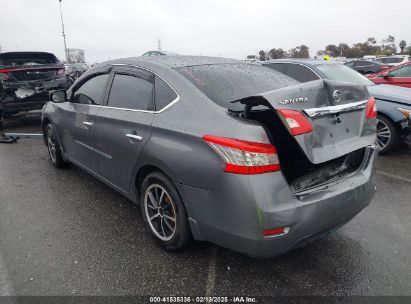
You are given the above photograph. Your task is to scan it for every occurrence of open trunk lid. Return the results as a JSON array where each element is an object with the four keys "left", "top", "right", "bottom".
[{"left": 234, "top": 79, "right": 376, "bottom": 164}]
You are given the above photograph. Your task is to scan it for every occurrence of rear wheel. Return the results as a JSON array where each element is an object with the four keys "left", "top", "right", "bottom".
[
  {"left": 46, "top": 123, "right": 66, "bottom": 167},
  {"left": 376, "top": 115, "right": 398, "bottom": 154},
  {"left": 140, "top": 172, "right": 190, "bottom": 251}
]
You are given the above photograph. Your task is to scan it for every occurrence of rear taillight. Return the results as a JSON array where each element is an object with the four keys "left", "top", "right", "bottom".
[
  {"left": 277, "top": 109, "right": 313, "bottom": 136},
  {"left": 366, "top": 96, "right": 377, "bottom": 119},
  {"left": 203, "top": 135, "right": 280, "bottom": 174}
]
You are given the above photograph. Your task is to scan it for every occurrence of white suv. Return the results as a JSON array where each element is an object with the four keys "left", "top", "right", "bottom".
[{"left": 378, "top": 55, "right": 410, "bottom": 66}]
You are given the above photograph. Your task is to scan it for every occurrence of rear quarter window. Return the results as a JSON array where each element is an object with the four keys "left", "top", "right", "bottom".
[{"left": 154, "top": 76, "right": 178, "bottom": 111}]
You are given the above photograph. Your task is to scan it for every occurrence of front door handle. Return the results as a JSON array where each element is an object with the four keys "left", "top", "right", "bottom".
[
  {"left": 125, "top": 133, "right": 143, "bottom": 141},
  {"left": 83, "top": 121, "right": 94, "bottom": 127}
]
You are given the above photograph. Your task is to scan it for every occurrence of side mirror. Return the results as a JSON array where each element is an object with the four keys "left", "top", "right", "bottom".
[
  {"left": 381, "top": 72, "right": 390, "bottom": 79},
  {"left": 50, "top": 90, "right": 67, "bottom": 103}
]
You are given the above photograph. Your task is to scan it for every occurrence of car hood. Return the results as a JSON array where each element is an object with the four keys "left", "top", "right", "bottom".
[{"left": 368, "top": 84, "right": 411, "bottom": 105}]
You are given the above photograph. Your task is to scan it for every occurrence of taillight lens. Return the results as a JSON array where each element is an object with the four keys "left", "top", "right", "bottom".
[
  {"left": 366, "top": 96, "right": 377, "bottom": 119},
  {"left": 277, "top": 109, "right": 313, "bottom": 136},
  {"left": 203, "top": 135, "right": 280, "bottom": 174}
]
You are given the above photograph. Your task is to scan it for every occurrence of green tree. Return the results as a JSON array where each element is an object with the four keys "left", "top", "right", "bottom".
[
  {"left": 382, "top": 35, "right": 396, "bottom": 55},
  {"left": 325, "top": 44, "right": 338, "bottom": 57},
  {"left": 290, "top": 45, "right": 310, "bottom": 58},
  {"left": 268, "top": 48, "right": 285, "bottom": 59},
  {"left": 337, "top": 43, "right": 349, "bottom": 56},
  {"left": 399, "top": 40, "right": 407, "bottom": 53},
  {"left": 258, "top": 50, "right": 266, "bottom": 61}
]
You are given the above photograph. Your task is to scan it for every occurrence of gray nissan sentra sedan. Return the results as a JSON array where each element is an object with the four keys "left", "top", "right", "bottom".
[{"left": 42, "top": 56, "right": 377, "bottom": 258}]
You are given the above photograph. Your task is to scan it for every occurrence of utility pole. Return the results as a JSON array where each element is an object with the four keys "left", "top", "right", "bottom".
[
  {"left": 157, "top": 39, "right": 161, "bottom": 51},
  {"left": 58, "top": 0, "right": 68, "bottom": 63}
]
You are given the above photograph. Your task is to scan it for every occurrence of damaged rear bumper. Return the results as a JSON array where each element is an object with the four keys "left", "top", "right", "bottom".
[
  {"left": 176, "top": 145, "right": 377, "bottom": 258},
  {"left": 0, "top": 78, "right": 67, "bottom": 115}
]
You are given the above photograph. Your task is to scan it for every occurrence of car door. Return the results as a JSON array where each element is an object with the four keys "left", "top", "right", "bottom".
[
  {"left": 383, "top": 64, "right": 411, "bottom": 88},
  {"left": 58, "top": 69, "right": 111, "bottom": 172},
  {"left": 93, "top": 66, "right": 155, "bottom": 192}
]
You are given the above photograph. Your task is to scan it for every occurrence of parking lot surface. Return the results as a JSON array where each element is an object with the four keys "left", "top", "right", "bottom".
[{"left": 0, "top": 116, "right": 410, "bottom": 296}]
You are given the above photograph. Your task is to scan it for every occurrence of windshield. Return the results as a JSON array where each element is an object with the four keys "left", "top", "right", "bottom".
[
  {"left": 176, "top": 63, "right": 298, "bottom": 110},
  {"left": 316, "top": 64, "right": 374, "bottom": 86}
]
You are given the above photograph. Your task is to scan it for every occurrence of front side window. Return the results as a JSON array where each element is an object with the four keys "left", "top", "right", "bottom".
[
  {"left": 286, "top": 64, "right": 320, "bottom": 82},
  {"left": 379, "top": 57, "right": 404, "bottom": 64},
  {"left": 72, "top": 74, "right": 109, "bottom": 105},
  {"left": 389, "top": 65, "right": 411, "bottom": 77},
  {"left": 107, "top": 74, "right": 154, "bottom": 111}
]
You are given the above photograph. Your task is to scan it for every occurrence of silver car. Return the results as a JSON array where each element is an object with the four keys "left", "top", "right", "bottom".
[{"left": 42, "top": 56, "right": 377, "bottom": 258}]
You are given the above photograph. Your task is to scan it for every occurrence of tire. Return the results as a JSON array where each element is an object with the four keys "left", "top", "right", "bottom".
[
  {"left": 376, "top": 115, "right": 399, "bottom": 154},
  {"left": 140, "top": 171, "right": 191, "bottom": 251},
  {"left": 45, "top": 123, "right": 66, "bottom": 168}
]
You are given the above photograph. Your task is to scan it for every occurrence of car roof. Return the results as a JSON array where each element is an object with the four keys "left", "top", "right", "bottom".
[
  {"left": 0, "top": 51, "right": 57, "bottom": 58},
  {"left": 263, "top": 58, "right": 338, "bottom": 68},
  {"left": 97, "top": 56, "right": 251, "bottom": 71}
]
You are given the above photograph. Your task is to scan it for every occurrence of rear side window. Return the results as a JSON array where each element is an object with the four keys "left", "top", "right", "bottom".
[
  {"left": 379, "top": 57, "right": 404, "bottom": 64},
  {"left": 154, "top": 76, "right": 178, "bottom": 110},
  {"left": 72, "top": 74, "right": 109, "bottom": 105},
  {"left": 286, "top": 64, "right": 319, "bottom": 82},
  {"left": 107, "top": 74, "right": 154, "bottom": 111},
  {"left": 265, "top": 63, "right": 288, "bottom": 74},
  {"left": 176, "top": 63, "right": 298, "bottom": 110}
]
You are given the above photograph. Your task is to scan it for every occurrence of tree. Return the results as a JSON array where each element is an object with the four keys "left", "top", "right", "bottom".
[
  {"left": 258, "top": 50, "right": 266, "bottom": 61},
  {"left": 325, "top": 44, "right": 338, "bottom": 57},
  {"left": 268, "top": 48, "right": 285, "bottom": 59},
  {"left": 399, "top": 40, "right": 407, "bottom": 53},
  {"left": 337, "top": 43, "right": 349, "bottom": 56},
  {"left": 366, "top": 37, "right": 377, "bottom": 45},
  {"left": 290, "top": 45, "right": 310, "bottom": 58},
  {"left": 382, "top": 35, "right": 396, "bottom": 55}
]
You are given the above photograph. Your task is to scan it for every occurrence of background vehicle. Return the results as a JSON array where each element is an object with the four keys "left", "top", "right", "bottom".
[
  {"left": 368, "top": 62, "right": 411, "bottom": 88},
  {"left": 0, "top": 51, "right": 67, "bottom": 118},
  {"left": 263, "top": 59, "right": 411, "bottom": 153},
  {"left": 71, "top": 62, "right": 89, "bottom": 77},
  {"left": 42, "top": 56, "right": 376, "bottom": 258},
  {"left": 377, "top": 55, "right": 410, "bottom": 66},
  {"left": 142, "top": 50, "right": 179, "bottom": 56},
  {"left": 345, "top": 60, "right": 390, "bottom": 75}
]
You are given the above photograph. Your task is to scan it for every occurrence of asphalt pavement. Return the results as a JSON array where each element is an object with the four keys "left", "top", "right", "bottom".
[{"left": 0, "top": 116, "right": 410, "bottom": 297}]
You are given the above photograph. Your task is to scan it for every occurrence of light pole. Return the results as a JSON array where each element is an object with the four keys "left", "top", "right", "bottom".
[{"left": 58, "top": 0, "right": 68, "bottom": 63}]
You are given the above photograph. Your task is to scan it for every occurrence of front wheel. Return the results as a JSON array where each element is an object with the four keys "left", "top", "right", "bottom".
[
  {"left": 376, "top": 115, "right": 399, "bottom": 154},
  {"left": 140, "top": 172, "right": 191, "bottom": 251}
]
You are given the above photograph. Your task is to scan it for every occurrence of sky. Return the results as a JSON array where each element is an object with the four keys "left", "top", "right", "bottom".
[{"left": 0, "top": 0, "right": 410, "bottom": 63}]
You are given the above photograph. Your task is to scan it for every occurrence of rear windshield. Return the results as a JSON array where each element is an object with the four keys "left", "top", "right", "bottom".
[
  {"left": 378, "top": 57, "right": 404, "bottom": 64},
  {"left": 316, "top": 64, "right": 374, "bottom": 86},
  {"left": 0, "top": 53, "right": 59, "bottom": 67},
  {"left": 176, "top": 63, "right": 298, "bottom": 110}
]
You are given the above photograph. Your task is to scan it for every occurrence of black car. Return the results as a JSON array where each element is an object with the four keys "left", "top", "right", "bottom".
[
  {"left": 345, "top": 60, "right": 390, "bottom": 75},
  {"left": 0, "top": 51, "right": 67, "bottom": 118}
]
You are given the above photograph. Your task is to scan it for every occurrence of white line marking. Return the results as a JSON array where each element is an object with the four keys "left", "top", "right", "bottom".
[
  {"left": 205, "top": 246, "right": 218, "bottom": 296},
  {"left": 0, "top": 252, "right": 13, "bottom": 295},
  {"left": 377, "top": 170, "right": 411, "bottom": 184}
]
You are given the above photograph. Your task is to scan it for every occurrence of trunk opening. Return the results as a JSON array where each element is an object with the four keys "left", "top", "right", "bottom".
[{"left": 236, "top": 104, "right": 366, "bottom": 193}]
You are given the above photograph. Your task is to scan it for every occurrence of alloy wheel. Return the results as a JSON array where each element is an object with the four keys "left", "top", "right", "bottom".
[
  {"left": 376, "top": 118, "right": 392, "bottom": 151},
  {"left": 47, "top": 128, "right": 57, "bottom": 162},
  {"left": 144, "top": 184, "right": 177, "bottom": 241}
]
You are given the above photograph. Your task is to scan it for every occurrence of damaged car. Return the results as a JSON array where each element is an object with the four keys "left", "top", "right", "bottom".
[
  {"left": 42, "top": 56, "right": 377, "bottom": 258},
  {"left": 0, "top": 51, "right": 67, "bottom": 118}
]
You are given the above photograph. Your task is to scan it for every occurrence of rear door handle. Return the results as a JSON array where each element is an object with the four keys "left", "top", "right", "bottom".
[
  {"left": 83, "top": 121, "right": 94, "bottom": 127},
  {"left": 125, "top": 133, "right": 143, "bottom": 141}
]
